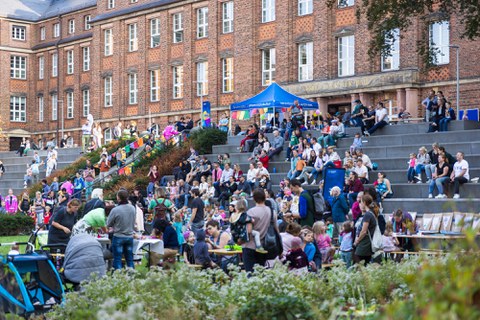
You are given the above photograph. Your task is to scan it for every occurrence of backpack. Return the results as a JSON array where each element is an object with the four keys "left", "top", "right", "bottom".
[
  {"left": 368, "top": 213, "right": 384, "bottom": 257},
  {"left": 154, "top": 198, "right": 169, "bottom": 220},
  {"left": 308, "top": 189, "right": 326, "bottom": 221},
  {"left": 262, "top": 206, "right": 283, "bottom": 260}
]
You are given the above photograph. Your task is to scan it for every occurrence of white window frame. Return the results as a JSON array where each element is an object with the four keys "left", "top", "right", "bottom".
[
  {"left": 150, "top": 69, "right": 160, "bottom": 102},
  {"left": 39, "top": 56, "right": 44, "bottom": 80},
  {"left": 82, "top": 89, "right": 90, "bottom": 116},
  {"left": 298, "top": 42, "right": 313, "bottom": 81},
  {"left": 83, "top": 47, "right": 90, "bottom": 71},
  {"left": 338, "top": 35, "right": 355, "bottom": 77},
  {"left": 222, "top": 58, "right": 234, "bottom": 93},
  {"left": 197, "top": 7, "right": 209, "bottom": 39},
  {"left": 84, "top": 15, "right": 91, "bottom": 30},
  {"left": 104, "top": 76, "right": 113, "bottom": 107},
  {"left": 150, "top": 18, "right": 160, "bottom": 48},
  {"left": 39, "top": 96, "right": 44, "bottom": 122},
  {"left": 338, "top": 0, "right": 354, "bottom": 8},
  {"left": 222, "top": 2, "right": 234, "bottom": 34},
  {"left": 128, "top": 23, "right": 138, "bottom": 52},
  {"left": 53, "top": 23, "right": 60, "bottom": 38},
  {"left": 67, "top": 50, "right": 74, "bottom": 74},
  {"left": 67, "top": 91, "right": 74, "bottom": 119},
  {"left": 10, "top": 56, "right": 27, "bottom": 79},
  {"left": 298, "top": 0, "right": 313, "bottom": 16},
  {"left": 51, "top": 94, "right": 58, "bottom": 121},
  {"left": 128, "top": 73, "right": 138, "bottom": 104},
  {"left": 68, "top": 19, "right": 75, "bottom": 34},
  {"left": 108, "top": 0, "right": 115, "bottom": 9},
  {"left": 381, "top": 29, "right": 400, "bottom": 71},
  {"left": 52, "top": 53, "right": 58, "bottom": 77},
  {"left": 430, "top": 21, "right": 450, "bottom": 65},
  {"left": 173, "top": 13, "right": 183, "bottom": 43},
  {"left": 10, "top": 96, "right": 26, "bottom": 122},
  {"left": 197, "top": 62, "right": 208, "bottom": 96},
  {"left": 262, "top": 0, "right": 275, "bottom": 23},
  {"left": 12, "top": 25, "right": 26, "bottom": 40},
  {"left": 261, "top": 48, "right": 276, "bottom": 86},
  {"left": 104, "top": 128, "right": 113, "bottom": 144},
  {"left": 104, "top": 29, "right": 113, "bottom": 56},
  {"left": 173, "top": 65, "right": 183, "bottom": 99},
  {"left": 40, "top": 27, "right": 46, "bottom": 40}
]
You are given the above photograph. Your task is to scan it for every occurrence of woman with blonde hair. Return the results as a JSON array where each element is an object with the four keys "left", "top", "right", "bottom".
[
  {"left": 92, "top": 122, "right": 103, "bottom": 149},
  {"left": 415, "top": 146, "right": 431, "bottom": 183}
]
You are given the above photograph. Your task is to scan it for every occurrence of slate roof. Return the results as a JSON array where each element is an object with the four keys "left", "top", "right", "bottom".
[
  {"left": 2, "top": 0, "right": 97, "bottom": 22},
  {"left": 91, "top": 0, "right": 180, "bottom": 23}
]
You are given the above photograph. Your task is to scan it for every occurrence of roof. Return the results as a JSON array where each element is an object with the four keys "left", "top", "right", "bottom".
[
  {"left": 91, "top": 0, "right": 180, "bottom": 23},
  {"left": 31, "top": 32, "right": 93, "bottom": 50},
  {"left": 1, "top": 0, "right": 96, "bottom": 22}
]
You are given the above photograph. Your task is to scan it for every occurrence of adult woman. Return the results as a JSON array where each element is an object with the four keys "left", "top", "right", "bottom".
[
  {"left": 17, "top": 137, "right": 27, "bottom": 157},
  {"left": 33, "top": 191, "right": 46, "bottom": 228},
  {"left": 297, "top": 149, "right": 317, "bottom": 185},
  {"left": 249, "top": 133, "right": 269, "bottom": 160},
  {"left": 83, "top": 160, "right": 96, "bottom": 200},
  {"left": 428, "top": 154, "right": 450, "bottom": 199},
  {"left": 330, "top": 186, "right": 348, "bottom": 239},
  {"left": 353, "top": 194, "right": 379, "bottom": 266},
  {"left": 130, "top": 121, "right": 137, "bottom": 137},
  {"left": 72, "top": 207, "right": 107, "bottom": 236},
  {"left": 232, "top": 164, "right": 243, "bottom": 182},
  {"left": 48, "top": 199, "right": 81, "bottom": 247},
  {"left": 92, "top": 122, "right": 103, "bottom": 149},
  {"left": 246, "top": 163, "right": 258, "bottom": 189},
  {"left": 439, "top": 101, "right": 456, "bottom": 132},
  {"left": 239, "top": 125, "right": 259, "bottom": 153},
  {"left": 218, "top": 176, "right": 237, "bottom": 208},
  {"left": 218, "top": 112, "right": 230, "bottom": 133},
  {"left": 206, "top": 219, "right": 231, "bottom": 252},
  {"left": 199, "top": 175, "right": 209, "bottom": 195},
  {"left": 18, "top": 191, "right": 31, "bottom": 215},
  {"left": 415, "top": 146, "right": 431, "bottom": 183},
  {"left": 373, "top": 172, "right": 393, "bottom": 204},
  {"left": 147, "top": 165, "right": 159, "bottom": 196}
]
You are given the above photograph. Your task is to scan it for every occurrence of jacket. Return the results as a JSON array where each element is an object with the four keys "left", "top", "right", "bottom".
[{"left": 331, "top": 195, "right": 348, "bottom": 223}]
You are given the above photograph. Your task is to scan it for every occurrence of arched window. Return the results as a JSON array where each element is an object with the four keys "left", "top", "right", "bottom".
[{"left": 104, "top": 128, "right": 112, "bottom": 144}]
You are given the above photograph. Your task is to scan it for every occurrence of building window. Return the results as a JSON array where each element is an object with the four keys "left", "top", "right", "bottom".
[
  {"left": 52, "top": 53, "right": 58, "bottom": 77},
  {"left": 197, "top": 7, "right": 209, "bottom": 39},
  {"left": 150, "top": 18, "right": 160, "bottom": 48},
  {"left": 40, "top": 27, "right": 46, "bottom": 40},
  {"left": 173, "top": 13, "right": 183, "bottom": 43},
  {"left": 83, "top": 89, "right": 90, "bottom": 116},
  {"left": 298, "top": 42, "right": 313, "bottom": 81},
  {"left": 53, "top": 23, "right": 60, "bottom": 38},
  {"left": 222, "top": 58, "right": 234, "bottom": 93},
  {"left": 104, "top": 76, "right": 113, "bottom": 107},
  {"left": 67, "top": 50, "right": 74, "bottom": 74},
  {"left": 67, "top": 137, "right": 74, "bottom": 148},
  {"left": 128, "top": 73, "right": 138, "bottom": 104},
  {"left": 197, "top": 62, "right": 208, "bottom": 96},
  {"left": 104, "top": 128, "right": 113, "bottom": 144},
  {"left": 298, "top": 0, "right": 313, "bottom": 15},
  {"left": 262, "top": 0, "right": 275, "bottom": 23},
  {"left": 39, "top": 96, "right": 44, "bottom": 122},
  {"left": 84, "top": 15, "right": 91, "bottom": 30},
  {"left": 51, "top": 94, "right": 58, "bottom": 121},
  {"left": 222, "top": 2, "right": 234, "bottom": 33},
  {"left": 430, "top": 21, "right": 450, "bottom": 65},
  {"left": 39, "top": 56, "right": 44, "bottom": 80},
  {"left": 128, "top": 23, "right": 138, "bottom": 52},
  {"left": 104, "top": 29, "right": 113, "bottom": 56},
  {"left": 83, "top": 47, "right": 90, "bottom": 71},
  {"left": 68, "top": 19, "right": 75, "bottom": 34},
  {"left": 12, "top": 25, "right": 26, "bottom": 40},
  {"left": 107, "top": 0, "right": 115, "bottom": 9},
  {"left": 381, "top": 29, "right": 400, "bottom": 71},
  {"left": 338, "top": 0, "right": 354, "bottom": 8},
  {"left": 10, "top": 96, "right": 26, "bottom": 122},
  {"left": 338, "top": 35, "right": 355, "bottom": 77},
  {"left": 10, "top": 56, "right": 27, "bottom": 79},
  {"left": 150, "top": 69, "right": 160, "bottom": 102},
  {"left": 67, "top": 91, "right": 74, "bottom": 119},
  {"left": 261, "top": 48, "right": 276, "bottom": 86},
  {"left": 173, "top": 65, "right": 183, "bottom": 99}
]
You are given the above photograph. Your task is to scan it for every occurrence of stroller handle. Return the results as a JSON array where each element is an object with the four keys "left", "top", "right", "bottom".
[{"left": 0, "top": 242, "right": 35, "bottom": 252}]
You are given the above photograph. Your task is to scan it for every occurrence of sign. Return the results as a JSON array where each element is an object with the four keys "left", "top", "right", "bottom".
[
  {"left": 322, "top": 168, "right": 346, "bottom": 206},
  {"left": 202, "top": 101, "right": 211, "bottom": 128}
]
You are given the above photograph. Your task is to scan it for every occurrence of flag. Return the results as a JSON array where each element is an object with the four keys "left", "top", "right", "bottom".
[
  {"left": 137, "top": 138, "right": 144, "bottom": 147},
  {"left": 251, "top": 109, "right": 259, "bottom": 115},
  {"left": 133, "top": 141, "right": 139, "bottom": 149},
  {"left": 125, "top": 166, "right": 132, "bottom": 175},
  {"left": 118, "top": 167, "right": 125, "bottom": 175},
  {"left": 239, "top": 111, "right": 245, "bottom": 120},
  {"left": 231, "top": 111, "right": 237, "bottom": 120},
  {"left": 124, "top": 145, "right": 131, "bottom": 153},
  {"left": 244, "top": 111, "right": 250, "bottom": 120}
]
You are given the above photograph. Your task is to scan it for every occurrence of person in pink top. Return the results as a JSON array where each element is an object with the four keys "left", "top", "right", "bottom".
[
  {"left": 313, "top": 221, "right": 335, "bottom": 263},
  {"left": 61, "top": 178, "right": 74, "bottom": 196},
  {"left": 4, "top": 189, "right": 18, "bottom": 215}
]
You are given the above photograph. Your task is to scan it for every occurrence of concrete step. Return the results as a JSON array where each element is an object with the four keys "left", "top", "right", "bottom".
[
  {"left": 381, "top": 198, "right": 480, "bottom": 214},
  {"left": 374, "top": 168, "right": 480, "bottom": 183}
]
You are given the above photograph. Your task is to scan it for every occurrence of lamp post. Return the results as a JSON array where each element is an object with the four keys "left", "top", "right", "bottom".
[
  {"left": 58, "top": 100, "right": 64, "bottom": 138},
  {"left": 449, "top": 45, "right": 460, "bottom": 118}
]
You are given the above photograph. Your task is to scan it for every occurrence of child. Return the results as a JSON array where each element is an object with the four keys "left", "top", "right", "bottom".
[
  {"left": 8, "top": 244, "right": 20, "bottom": 256},
  {"left": 383, "top": 221, "right": 400, "bottom": 259},
  {"left": 43, "top": 206, "right": 52, "bottom": 230},
  {"left": 31, "top": 160, "right": 43, "bottom": 184},
  {"left": 313, "top": 221, "right": 335, "bottom": 264},
  {"left": 407, "top": 153, "right": 417, "bottom": 183},
  {"left": 73, "top": 172, "right": 85, "bottom": 200},
  {"left": 182, "top": 231, "right": 195, "bottom": 265},
  {"left": 50, "top": 177, "right": 59, "bottom": 193},
  {"left": 172, "top": 212, "right": 185, "bottom": 249},
  {"left": 193, "top": 229, "right": 216, "bottom": 269},
  {"left": 168, "top": 180, "right": 178, "bottom": 202},
  {"left": 285, "top": 237, "right": 309, "bottom": 274},
  {"left": 229, "top": 201, "right": 267, "bottom": 253},
  {"left": 24, "top": 164, "right": 33, "bottom": 188},
  {"left": 350, "top": 133, "right": 363, "bottom": 154},
  {"left": 301, "top": 228, "right": 322, "bottom": 272},
  {"left": 325, "top": 217, "right": 334, "bottom": 239},
  {"left": 339, "top": 221, "right": 353, "bottom": 268}
]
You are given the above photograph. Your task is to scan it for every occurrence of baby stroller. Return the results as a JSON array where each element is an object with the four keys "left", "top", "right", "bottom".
[{"left": 0, "top": 242, "right": 64, "bottom": 317}]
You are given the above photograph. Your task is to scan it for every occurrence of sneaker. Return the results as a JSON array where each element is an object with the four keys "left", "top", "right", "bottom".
[
  {"left": 414, "top": 175, "right": 422, "bottom": 181},
  {"left": 256, "top": 247, "right": 268, "bottom": 254},
  {"left": 310, "top": 180, "right": 317, "bottom": 186},
  {"left": 364, "top": 130, "right": 370, "bottom": 136},
  {"left": 435, "top": 194, "right": 446, "bottom": 199},
  {"left": 428, "top": 194, "right": 433, "bottom": 199},
  {"left": 453, "top": 194, "right": 460, "bottom": 199},
  {"left": 301, "top": 181, "right": 308, "bottom": 186},
  {"left": 285, "top": 158, "right": 290, "bottom": 162},
  {"left": 426, "top": 179, "right": 432, "bottom": 184}
]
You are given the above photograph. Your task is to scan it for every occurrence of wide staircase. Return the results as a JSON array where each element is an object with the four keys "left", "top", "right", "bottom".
[
  {"left": 206, "top": 120, "right": 480, "bottom": 215},
  {"left": 0, "top": 147, "right": 82, "bottom": 196}
]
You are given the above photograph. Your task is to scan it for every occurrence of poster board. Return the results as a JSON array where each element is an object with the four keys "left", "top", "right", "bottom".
[
  {"left": 440, "top": 213, "right": 453, "bottom": 232},
  {"left": 430, "top": 214, "right": 443, "bottom": 232},
  {"left": 420, "top": 214, "right": 433, "bottom": 231},
  {"left": 451, "top": 213, "right": 465, "bottom": 233}
]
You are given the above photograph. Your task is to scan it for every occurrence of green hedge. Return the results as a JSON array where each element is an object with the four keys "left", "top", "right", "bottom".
[
  {"left": 189, "top": 128, "right": 227, "bottom": 154},
  {"left": 0, "top": 215, "right": 35, "bottom": 236}
]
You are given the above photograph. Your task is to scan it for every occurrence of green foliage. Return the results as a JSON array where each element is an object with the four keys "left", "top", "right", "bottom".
[
  {"left": 189, "top": 128, "right": 227, "bottom": 154},
  {"left": 235, "top": 295, "right": 316, "bottom": 320},
  {"left": 0, "top": 215, "right": 34, "bottom": 236}
]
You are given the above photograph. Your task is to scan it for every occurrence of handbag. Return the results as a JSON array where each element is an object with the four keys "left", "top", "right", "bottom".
[
  {"left": 367, "top": 212, "right": 384, "bottom": 256},
  {"left": 262, "top": 206, "right": 283, "bottom": 260}
]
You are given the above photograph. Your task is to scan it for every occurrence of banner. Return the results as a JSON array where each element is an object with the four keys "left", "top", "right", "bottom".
[
  {"left": 322, "top": 168, "right": 346, "bottom": 206},
  {"left": 202, "top": 101, "right": 211, "bottom": 127}
]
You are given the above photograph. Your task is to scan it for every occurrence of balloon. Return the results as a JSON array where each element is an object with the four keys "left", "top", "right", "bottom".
[{"left": 315, "top": 110, "right": 321, "bottom": 115}]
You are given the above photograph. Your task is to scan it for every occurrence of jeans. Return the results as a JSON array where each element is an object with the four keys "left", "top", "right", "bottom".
[
  {"left": 407, "top": 167, "right": 416, "bottom": 182},
  {"left": 368, "top": 120, "right": 388, "bottom": 135},
  {"left": 242, "top": 247, "right": 267, "bottom": 273},
  {"left": 424, "top": 164, "right": 435, "bottom": 180},
  {"left": 439, "top": 118, "right": 452, "bottom": 131},
  {"left": 286, "top": 147, "right": 293, "bottom": 160},
  {"left": 415, "top": 164, "right": 427, "bottom": 178},
  {"left": 267, "top": 147, "right": 283, "bottom": 159},
  {"left": 340, "top": 251, "right": 353, "bottom": 268},
  {"left": 452, "top": 176, "right": 468, "bottom": 194},
  {"left": 85, "top": 181, "right": 93, "bottom": 200},
  {"left": 291, "top": 170, "right": 302, "bottom": 180},
  {"left": 428, "top": 176, "right": 449, "bottom": 195},
  {"left": 112, "top": 236, "right": 134, "bottom": 270},
  {"left": 310, "top": 168, "right": 322, "bottom": 182},
  {"left": 347, "top": 192, "right": 359, "bottom": 207},
  {"left": 73, "top": 189, "right": 82, "bottom": 200},
  {"left": 147, "top": 182, "right": 155, "bottom": 196}
]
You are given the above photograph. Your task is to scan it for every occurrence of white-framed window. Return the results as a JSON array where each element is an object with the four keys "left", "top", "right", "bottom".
[
  {"left": 104, "top": 29, "right": 113, "bottom": 56},
  {"left": 52, "top": 52, "right": 58, "bottom": 77},
  {"left": 222, "top": 2, "right": 234, "bottom": 33},
  {"left": 104, "top": 128, "right": 113, "bottom": 144},
  {"left": 67, "top": 50, "right": 74, "bottom": 74},
  {"left": 172, "top": 65, "right": 183, "bottom": 99},
  {"left": 39, "top": 56, "right": 44, "bottom": 80},
  {"left": 298, "top": 42, "right": 313, "bottom": 81},
  {"left": 150, "top": 18, "right": 160, "bottom": 48},
  {"left": 38, "top": 96, "right": 44, "bottom": 122},
  {"left": 104, "top": 76, "right": 113, "bottom": 107},
  {"left": 261, "top": 48, "right": 276, "bottom": 86},
  {"left": 53, "top": 23, "right": 60, "bottom": 38},
  {"left": 82, "top": 89, "right": 90, "bottom": 116},
  {"left": 222, "top": 57, "right": 234, "bottom": 93},
  {"left": 150, "top": 69, "right": 160, "bottom": 102},
  {"left": 262, "top": 0, "right": 275, "bottom": 23},
  {"left": 40, "top": 27, "right": 46, "bottom": 40},
  {"left": 197, "top": 62, "right": 208, "bottom": 96},
  {"left": 381, "top": 29, "right": 400, "bottom": 71},
  {"left": 128, "top": 23, "right": 138, "bottom": 52},
  {"left": 128, "top": 73, "right": 138, "bottom": 104},
  {"left": 430, "top": 21, "right": 450, "bottom": 65},
  {"left": 68, "top": 19, "right": 75, "bottom": 34},
  {"left": 338, "top": 35, "right": 355, "bottom": 76},
  {"left": 173, "top": 13, "right": 183, "bottom": 43},
  {"left": 338, "top": 0, "right": 354, "bottom": 8},
  {"left": 10, "top": 56, "right": 27, "bottom": 79},
  {"left": 197, "top": 7, "right": 209, "bottom": 39},
  {"left": 10, "top": 96, "right": 26, "bottom": 122},
  {"left": 298, "top": 0, "right": 313, "bottom": 15},
  {"left": 51, "top": 94, "right": 58, "bottom": 121},
  {"left": 84, "top": 15, "right": 91, "bottom": 30},
  {"left": 67, "top": 137, "right": 74, "bottom": 147},
  {"left": 83, "top": 47, "right": 90, "bottom": 71},
  {"left": 107, "top": 0, "right": 115, "bottom": 9},
  {"left": 67, "top": 91, "right": 74, "bottom": 119},
  {"left": 12, "top": 25, "right": 26, "bottom": 40}
]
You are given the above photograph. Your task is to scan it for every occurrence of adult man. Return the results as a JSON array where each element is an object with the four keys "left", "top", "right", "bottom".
[
  {"left": 219, "top": 163, "right": 234, "bottom": 190},
  {"left": 234, "top": 175, "right": 252, "bottom": 196},
  {"left": 311, "top": 137, "right": 322, "bottom": 156},
  {"left": 287, "top": 179, "right": 315, "bottom": 227},
  {"left": 81, "top": 115, "right": 94, "bottom": 153},
  {"left": 267, "top": 130, "right": 284, "bottom": 159},
  {"left": 351, "top": 99, "right": 367, "bottom": 129},
  {"left": 364, "top": 102, "right": 389, "bottom": 136},
  {"left": 211, "top": 162, "right": 223, "bottom": 196},
  {"left": 188, "top": 189, "right": 205, "bottom": 235},
  {"left": 255, "top": 161, "right": 270, "bottom": 188},
  {"left": 113, "top": 122, "right": 122, "bottom": 140},
  {"left": 353, "top": 158, "right": 369, "bottom": 184},
  {"left": 175, "top": 179, "right": 191, "bottom": 208},
  {"left": 422, "top": 90, "right": 437, "bottom": 122},
  {"left": 450, "top": 152, "right": 469, "bottom": 199},
  {"left": 107, "top": 190, "right": 136, "bottom": 270},
  {"left": 356, "top": 149, "right": 373, "bottom": 171}
]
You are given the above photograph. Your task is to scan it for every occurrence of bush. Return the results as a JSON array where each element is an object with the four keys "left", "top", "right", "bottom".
[
  {"left": 0, "top": 215, "right": 34, "bottom": 236},
  {"left": 235, "top": 295, "right": 316, "bottom": 320},
  {"left": 189, "top": 128, "right": 227, "bottom": 154}
]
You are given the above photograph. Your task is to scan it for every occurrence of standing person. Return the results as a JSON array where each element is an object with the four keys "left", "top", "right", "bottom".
[
  {"left": 0, "top": 160, "right": 5, "bottom": 179},
  {"left": 107, "top": 190, "right": 136, "bottom": 270},
  {"left": 450, "top": 152, "right": 470, "bottom": 199},
  {"left": 97, "top": 154, "right": 110, "bottom": 185},
  {"left": 92, "top": 122, "right": 103, "bottom": 149},
  {"left": 33, "top": 192, "right": 46, "bottom": 228},
  {"left": 147, "top": 165, "right": 159, "bottom": 196},
  {"left": 113, "top": 122, "right": 123, "bottom": 140},
  {"left": 48, "top": 199, "right": 81, "bottom": 247},
  {"left": 422, "top": 90, "right": 437, "bottom": 122},
  {"left": 187, "top": 189, "right": 205, "bottom": 235},
  {"left": 5, "top": 189, "right": 18, "bottom": 215},
  {"left": 287, "top": 179, "right": 315, "bottom": 227},
  {"left": 83, "top": 160, "right": 96, "bottom": 200},
  {"left": 364, "top": 102, "right": 389, "bottom": 136},
  {"left": 81, "top": 114, "right": 94, "bottom": 153},
  {"left": 353, "top": 194, "right": 379, "bottom": 266},
  {"left": 330, "top": 186, "right": 348, "bottom": 239}
]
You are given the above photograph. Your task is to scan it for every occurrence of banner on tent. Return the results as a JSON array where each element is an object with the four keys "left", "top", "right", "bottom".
[
  {"left": 202, "top": 101, "right": 211, "bottom": 127},
  {"left": 323, "top": 168, "right": 346, "bottom": 206}
]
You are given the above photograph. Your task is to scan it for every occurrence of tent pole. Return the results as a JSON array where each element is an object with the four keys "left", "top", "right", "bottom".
[
  {"left": 229, "top": 113, "right": 232, "bottom": 136},
  {"left": 273, "top": 106, "right": 275, "bottom": 127}
]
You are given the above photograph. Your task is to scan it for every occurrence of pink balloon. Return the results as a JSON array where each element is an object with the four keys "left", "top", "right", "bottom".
[{"left": 315, "top": 110, "right": 321, "bottom": 115}]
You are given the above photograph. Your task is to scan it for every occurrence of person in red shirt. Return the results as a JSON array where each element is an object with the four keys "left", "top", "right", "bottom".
[
  {"left": 258, "top": 149, "right": 269, "bottom": 169},
  {"left": 43, "top": 206, "right": 52, "bottom": 230}
]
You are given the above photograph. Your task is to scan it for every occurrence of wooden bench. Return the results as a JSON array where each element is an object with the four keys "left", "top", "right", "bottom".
[{"left": 321, "top": 263, "right": 334, "bottom": 269}]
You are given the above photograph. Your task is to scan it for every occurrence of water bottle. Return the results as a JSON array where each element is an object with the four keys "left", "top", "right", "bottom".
[{"left": 273, "top": 167, "right": 276, "bottom": 173}]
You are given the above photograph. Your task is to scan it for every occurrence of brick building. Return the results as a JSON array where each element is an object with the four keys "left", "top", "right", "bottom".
[{"left": 1, "top": 0, "right": 479, "bottom": 151}]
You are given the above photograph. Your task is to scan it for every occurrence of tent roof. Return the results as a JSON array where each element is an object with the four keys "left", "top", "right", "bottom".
[{"left": 230, "top": 83, "right": 318, "bottom": 111}]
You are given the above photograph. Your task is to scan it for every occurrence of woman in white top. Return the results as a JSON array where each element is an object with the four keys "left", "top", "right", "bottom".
[
  {"left": 92, "top": 122, "right": 103, "bottom": 149},
  {"left": 246, "top": 163, "right": 258, "bottom": 188}
]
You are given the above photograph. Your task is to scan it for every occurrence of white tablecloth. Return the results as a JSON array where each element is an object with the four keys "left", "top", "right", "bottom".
[{"left": 133, "top": 239, "right": 164, "bottom": 260}]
